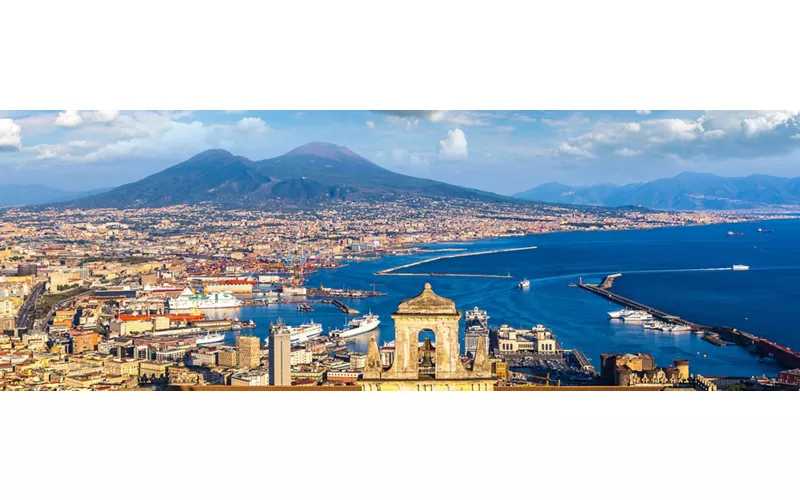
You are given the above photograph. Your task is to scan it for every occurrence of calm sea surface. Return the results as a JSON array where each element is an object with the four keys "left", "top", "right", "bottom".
[{"left": 207, "top": 217, "right": 800, "bottom": 377}]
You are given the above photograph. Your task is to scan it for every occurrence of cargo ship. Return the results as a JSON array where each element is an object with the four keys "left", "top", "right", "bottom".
[
  {"left": 168, "top": 288, "right": 242, "bottom": 310},
  {"left": 287, "top": 320, "right": 324, "bottom": 343},
  {"left": 328, "top": 313, "right": 380, "bottom": 339}
]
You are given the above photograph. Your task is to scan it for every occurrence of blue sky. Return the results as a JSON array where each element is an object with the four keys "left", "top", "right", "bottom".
[{"left": 2, "top": 110, "right": 800, "bottom": 194}]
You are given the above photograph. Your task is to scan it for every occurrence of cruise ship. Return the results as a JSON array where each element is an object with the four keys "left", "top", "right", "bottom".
[
  {"left": 168, "top": 288, "right": 242, "bottom": 310},
  {"left": 287, "top": 320, "right": 324, "bottom": 343},
  {"left": 519, "top": 278, "right": 530, "bottom": 289},
  {"left": 732, "top": 264, "right": 749, "bottom": 271},
  {"left": 328, "top": 313, "right": 380, "bottom": 339},
  {"left": 193, "top": 332, "right": 226, "bottom": 345},
  {"left": 608, "top": 308, "right": 653, "bottom": 322}
]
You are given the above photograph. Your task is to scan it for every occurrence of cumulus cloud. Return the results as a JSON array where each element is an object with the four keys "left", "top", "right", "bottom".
[
  {"left": 54, "top": 110, "right": 119, "bottom": 128},
  {"left": 235, "top": 117, "right": 270, "bottom": 134},
  {"left": 556, "top": 110, "right": 800, "bottom": 161},
  {"left": 84, "top": 110, "right": 119, "bottom": 123},
  {"left": 438, "top": 128, "right": 468, "bottom": 160},
  {"left": 365, "top": 120, "right": 376, "bottom": 129},
  {"left": 55, "top": 110, "right": 83, "bottom": 127},
  {"left": 558, "top": 142, "right": 595, "bottom": 159},
  {"left": 0, "top": 119, "right": 22, "bottom": 150},
  {"left": 614, "top": 148, "right": 642, "bottom": 157}
]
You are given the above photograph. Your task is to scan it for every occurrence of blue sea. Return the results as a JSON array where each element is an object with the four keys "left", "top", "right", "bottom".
[{"left": 207, "top": 217, "right": 800, "bottom": 377}]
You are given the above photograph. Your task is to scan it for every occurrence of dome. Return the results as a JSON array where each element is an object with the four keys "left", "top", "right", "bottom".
[{"left": 395, "top": 283, "right": 458, "bottom": 316}]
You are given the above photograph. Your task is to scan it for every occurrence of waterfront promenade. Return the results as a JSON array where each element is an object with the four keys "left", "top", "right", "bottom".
[{"left": 375, "top": 245, "right": 537, "bottom": 278}]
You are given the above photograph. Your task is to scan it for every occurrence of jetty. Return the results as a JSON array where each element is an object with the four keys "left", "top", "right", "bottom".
[
  {"left": 578, "top": 274, "right": 800, "bottom": 369},
  {"left": 321, "top": 299, "right": 359, "bottom": 315},
  {"left": 375, "top": 245, "right": 537, "bottom": 278}
]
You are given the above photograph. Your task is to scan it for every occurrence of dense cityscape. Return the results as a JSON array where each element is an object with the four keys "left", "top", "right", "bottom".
[{"left": 2, "top": 197, "right": 796, "bottom": 391}]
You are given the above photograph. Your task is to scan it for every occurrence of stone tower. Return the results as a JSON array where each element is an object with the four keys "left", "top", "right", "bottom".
[{"left": 361, "top": 283, "right": 495, "bottom": 391}]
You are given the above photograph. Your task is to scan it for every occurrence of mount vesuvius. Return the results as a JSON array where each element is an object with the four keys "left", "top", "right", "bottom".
[{"left": 60, "top": 142, "right": 509, "bottom": 208}]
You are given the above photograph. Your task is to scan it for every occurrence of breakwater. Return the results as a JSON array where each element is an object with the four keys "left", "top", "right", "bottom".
[
  {"left": 579, "top": 274, "right": 800, "bottom": 370},
  {"left": 375, "top": 245, "right": 537, "bottom": 278}
]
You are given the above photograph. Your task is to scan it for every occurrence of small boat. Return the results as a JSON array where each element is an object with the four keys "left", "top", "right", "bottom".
[
  {"left": 757, "top": 228, "right": 773, "bottom": 233},
  {"left": 732, "top": 264, "right": 749, "bottom": 271},
  {"left": 727, "top": 231, "right": 744, "bottom": 237},
  {"left": 297, "top": 304, "right": 315, "bottom": 312},
  {"left": 519, "top": 279, "right": 530, "bottom": 289}
]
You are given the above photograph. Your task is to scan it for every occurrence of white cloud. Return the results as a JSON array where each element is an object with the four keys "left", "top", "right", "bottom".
[
  {"left": 385, "top": 115, "right": 419, "bottom": 131},
  {"left": 510, "top": 113, "right": 536, "bottom": 123},
  {"left": 84, "top": 110, "right": 119, "bottom": 123},
  {"left": 0, "top": 119, "right": 22, "bottom": 150},
  {"left": 635, "top": 110, "right": 651, "bottom": 115},
  {"left": 235, "top": 117, "right": 270, "bottom": 134},
  {"left": 365, "top": 120, "right": 376, "bottom": 129},
  {"left": 438, "top": 128, "right": 468, "bottom": 160},
  {"left": 55, "top": 110, "right": 82, "bottom": 128},
  {"left": 541, "top": 118, "right": 570, "bottom": 127},
  {"left": 379, "top": 110, "right": 493, "bottom": 127},
  {"left": 391, "top": 149, "right": 430, "bottom": 167},
  {"left": 54, "top": 110, "right": 119, "bottom": 128},
  {"left": 614, "top": 148, "right": 642, "bottom": 157},
  {"left": 558, "top": 142, "right": 595, "bottom": 159}
]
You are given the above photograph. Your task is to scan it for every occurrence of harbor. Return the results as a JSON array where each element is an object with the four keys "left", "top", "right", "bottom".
[{"left": 578, "top": 274, "right": 800, "bottom": 369}]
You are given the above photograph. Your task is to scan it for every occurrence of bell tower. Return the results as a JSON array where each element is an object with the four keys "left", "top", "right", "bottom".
[{"left": 361, "top": 283, "right": 495, "bottom": 391}]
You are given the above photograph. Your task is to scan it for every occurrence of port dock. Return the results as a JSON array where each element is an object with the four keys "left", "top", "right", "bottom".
[
  {"left": 375, "top": 245, "right": 537, "bottom": 278},
  {"left": 578, "top": 274, "right": 800, "bottom": 369},
  {"left": 322, "top": 299, "right": 359, "bottom": 315}
]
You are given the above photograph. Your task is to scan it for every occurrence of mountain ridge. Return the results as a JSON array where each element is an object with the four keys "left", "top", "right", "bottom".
[
  {"left": 514, "top": 172, "right": 800, "bottom": 210},
  {"left": 55, "top": 142, "right": 513, "bottom": 209}
]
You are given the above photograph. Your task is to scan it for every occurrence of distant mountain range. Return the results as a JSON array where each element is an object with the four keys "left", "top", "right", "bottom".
[
  {"left": 54, "top": 142, "right": 510, "bottom": 208},
  {"left": 0, "top": 185, "right": 111, "bottom": 208},
  {"left": 514, "top": 172, "right": 800, "bottom": 210}
]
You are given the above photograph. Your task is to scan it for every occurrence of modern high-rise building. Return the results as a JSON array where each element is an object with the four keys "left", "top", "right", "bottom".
[
  {"left": 236, "top": 335, "right": 261, "bottom": 368},
  {"left": 268, "top": 322, "right": 292, "bottom": 386}
]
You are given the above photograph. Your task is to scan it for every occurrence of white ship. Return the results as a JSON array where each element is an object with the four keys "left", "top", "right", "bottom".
[
  {"left": 168, "top": 288, "right": 242, "bottom": 310},
  {"left": 287, "top": 320, "right": 324, "bottom": 344},
  {"left": 329, "top": 313, "right": 380, "bottom": 339},
  {"left": 668, "top": 325, "right": 692, "bottom": 333},
  {"left": 608, "top": 308, "right": 630, "bottom": 319},
  {"left": 621, "top": 310, "right": 653, "bottom": 322},
  {"left": 732, "top": 264, "right": 749, "bottom": 271},
  {"left": 519, "top": 278, "right": 530, "bottom": 289},
  {"left": 193, "top": 332, "right": 226, "bottom": 345}
]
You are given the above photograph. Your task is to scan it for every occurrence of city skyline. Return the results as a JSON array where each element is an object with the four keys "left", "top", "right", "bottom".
[{"left": 2, "top": 110, "right": 800, "bottom": 194}]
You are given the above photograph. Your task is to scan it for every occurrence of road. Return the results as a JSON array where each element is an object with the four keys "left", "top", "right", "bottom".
[{"left": 15, "top": 282, "right": 46, "bottom": 331}]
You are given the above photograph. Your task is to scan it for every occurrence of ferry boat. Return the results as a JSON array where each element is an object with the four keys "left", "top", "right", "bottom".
[
  {"left": 727, "top": 231, "right": 744, "bottom": 237},
  {"left": 286, "top": 320, "right": 324, "bottom": 344},
  {"left": 168, "top": 288, "right": 242, "bottom": 310},
  {"left": 621, "top": 310, "right": 653, "bottom": 322},
  {"left": 329, "top": 313, "right": 380, "bottom": 339},
  {"left": 732, "top": 264, "right": 749, "bottom": 271},
  {"left": 519, "top": 278, "right": 530, "bottom": 289},
  {"left": 608, "top": 308, "right": 630, "bottom": 319},
  {"left": 194, "top": 332, "right": 226, "bottom": 345}
]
